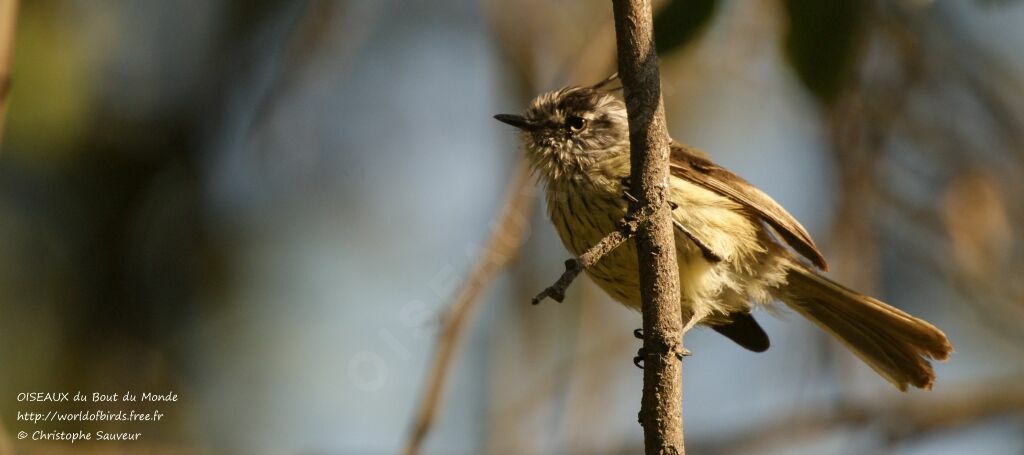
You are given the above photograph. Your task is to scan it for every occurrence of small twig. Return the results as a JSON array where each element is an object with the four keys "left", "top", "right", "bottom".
[{"left": 532, "top": 206, "right": 653, "bottom": 304}]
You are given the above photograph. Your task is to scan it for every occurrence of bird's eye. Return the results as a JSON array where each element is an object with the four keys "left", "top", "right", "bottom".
[{"left": 566, "top": 115, "right": 587, "bottom": 131}]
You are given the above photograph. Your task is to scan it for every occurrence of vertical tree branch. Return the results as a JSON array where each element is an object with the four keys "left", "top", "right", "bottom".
[
  {"left": 0, "top": 0, "right": 19, "bottom": 147},
  {"left": 611, "top": 0, "right": 685, "bottom": 453}
]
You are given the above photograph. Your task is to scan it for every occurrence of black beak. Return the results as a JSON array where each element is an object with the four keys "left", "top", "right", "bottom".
[{"left": 494, "top": 114, "right": 536, "bottom": 131}]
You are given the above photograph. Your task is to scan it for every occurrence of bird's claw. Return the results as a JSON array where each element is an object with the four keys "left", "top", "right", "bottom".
[
  {"left": 622, "top": 189, "right": 639, "bottom": 204},
  {"left": 633, "top": 328, "right": 689, "bottom": 367}
]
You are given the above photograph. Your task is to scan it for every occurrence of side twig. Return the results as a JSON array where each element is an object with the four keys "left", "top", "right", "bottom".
[
  {"left": 403, "top": 160, "right": 535, "bottom": 455},
  {"left": 532, "top": 206, "right": 653, "bottom": 304},
  {"left": 611, "top": 0, "right": 686, "bottom": 453}
]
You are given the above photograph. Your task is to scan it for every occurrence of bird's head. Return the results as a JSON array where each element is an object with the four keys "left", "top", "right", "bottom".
[{"left": 495, "top": 76, "right": 628, "bottom": 182}]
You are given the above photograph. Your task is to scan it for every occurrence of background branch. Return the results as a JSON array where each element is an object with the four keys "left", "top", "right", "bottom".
[
  {"left": 403, "top": 3, "right": 624, "bottom": 450},
  {"left": 611, "top": 0, "right": 685, "bottom": 453},
  {"left": 687, "top": 379, "right": 1024, "bottom": 454},
  {"left": 403, "top": 160, "right": 535, "bottom": 455}
]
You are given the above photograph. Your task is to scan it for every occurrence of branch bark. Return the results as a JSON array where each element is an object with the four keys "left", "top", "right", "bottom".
[{"left": 611, "top": 0, "right": 685, "bottom": 453}]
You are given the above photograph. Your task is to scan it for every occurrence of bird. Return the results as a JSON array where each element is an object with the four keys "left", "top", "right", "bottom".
[{"left": 494, "top": 76, "right": 952, "bottom": 391}]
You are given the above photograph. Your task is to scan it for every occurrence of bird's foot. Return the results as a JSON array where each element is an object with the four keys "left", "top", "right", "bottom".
[{"left": 632, "top": 328, "right": 690, "bottom": 369}]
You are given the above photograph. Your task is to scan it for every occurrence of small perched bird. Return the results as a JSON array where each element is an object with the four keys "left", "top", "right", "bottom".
[{"left": 495, "top": 77, "right": 952, "bottom": 391}]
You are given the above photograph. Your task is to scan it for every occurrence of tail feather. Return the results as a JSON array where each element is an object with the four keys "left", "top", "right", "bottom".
[
  {"left": 780, "top": 266, "right": 952, "bottom": 391},
  {"left": 712, "top": 313, "right": 770, "bottom": 353}
]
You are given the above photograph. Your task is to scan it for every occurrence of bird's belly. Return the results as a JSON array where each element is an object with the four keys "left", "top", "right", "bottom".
[{"left": 546, "top": 187, "right": 757, "bottom": 323}]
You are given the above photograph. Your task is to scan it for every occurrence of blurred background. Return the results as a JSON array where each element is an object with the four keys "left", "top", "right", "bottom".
[{"left": 1, "top": 0, "right": 1023, "bottom": 453}]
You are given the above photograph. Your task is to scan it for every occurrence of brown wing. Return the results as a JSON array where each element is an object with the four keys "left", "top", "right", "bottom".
[{"left": 670, "top": 143, "right": 829, "bottom": 270}]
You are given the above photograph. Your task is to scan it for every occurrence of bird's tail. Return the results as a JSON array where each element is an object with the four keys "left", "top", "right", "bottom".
[{"left": 778, "top": 265, "right": 952, "bottom": 391}]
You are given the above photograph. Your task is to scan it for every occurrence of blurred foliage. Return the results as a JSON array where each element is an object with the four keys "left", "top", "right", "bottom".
[
  {"left": 655, "top": 0, "right": 868, "bottom": 105},
  {"left": 942, "top": 170, "right": 1012, "bottom": 280},
  {"left": 782, "top": 0, "right": 867, "bottom": 104},
  {"left": 5, "top": 0, "right": 94, "bottom": 161},
  {"left": 654, "top": 0, "right": 718, "bottom": 55}
]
